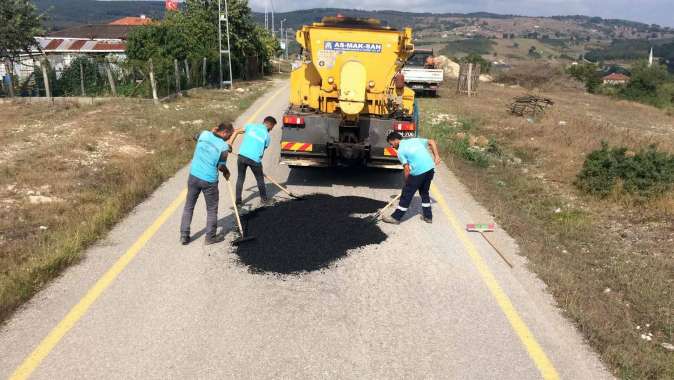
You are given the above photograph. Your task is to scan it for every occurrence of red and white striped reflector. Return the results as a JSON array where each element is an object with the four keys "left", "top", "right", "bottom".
[
  {"left": 283, "top": 115, "right": 305, "bottom": 125},
  {"left": 393, "top": 121, "right": 416, "bottom": 131},
  {"left": 384, "top": 147, "right": 398, "bottom": 157}
]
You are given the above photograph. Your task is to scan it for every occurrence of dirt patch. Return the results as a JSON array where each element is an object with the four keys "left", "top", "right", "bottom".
[{"left": 234, "top": 195, "right": 387, "bottom": 274}]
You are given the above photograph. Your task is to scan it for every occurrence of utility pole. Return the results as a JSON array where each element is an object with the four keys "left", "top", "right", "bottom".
[
  {"left": 264, "top": 2, "right": 268, "bottom": 31},
  {"left": 285, "top": 28, "right": 289, "bottom": 59},
  {"left": 271, "top": 0, "right": 275, "bottom": 38},
  {"left": 217, "top": 0, "right": 233, "bottom": 89},
  {"left": 280, "top": 19, "right": 286, "bottom": 56}
]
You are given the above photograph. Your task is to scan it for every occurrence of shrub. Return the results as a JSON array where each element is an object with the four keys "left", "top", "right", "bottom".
[
  {"left": 494, "top": 62, "right": 566, "bottom": 89},
  {"left": 575, "top": 142, "right": 674, "bottom": 198},
  {"left": 566, "top": 63, "right": 602, "bottom": 93},
  {"left": 460, "top": 53, "right": 491, "bottom": 73}
]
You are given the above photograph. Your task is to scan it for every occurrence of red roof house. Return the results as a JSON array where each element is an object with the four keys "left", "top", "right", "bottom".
[
  {"left": 602, "top": 73, "right": 630, "bottom": 85},
  {"left": 108, "top": 15, "right": 153, "bottom": 26}
]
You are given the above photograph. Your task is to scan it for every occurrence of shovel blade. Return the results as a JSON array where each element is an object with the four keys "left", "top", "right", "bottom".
[{"left": 232, "top": 236, "right": 256, "bottom": 246}]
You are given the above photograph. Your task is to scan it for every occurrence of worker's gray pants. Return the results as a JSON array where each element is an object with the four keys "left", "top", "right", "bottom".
[
  {"left": 236, "top": 155, "right": 267, "bottom": 203},
  {"left": 180, "top": 174, "right": 219, "bottom": 239}
]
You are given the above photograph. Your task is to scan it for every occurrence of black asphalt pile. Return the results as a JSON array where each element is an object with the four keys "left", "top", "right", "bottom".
[{"left": 234, "top": 194, "right": 388, "bottom": 274}]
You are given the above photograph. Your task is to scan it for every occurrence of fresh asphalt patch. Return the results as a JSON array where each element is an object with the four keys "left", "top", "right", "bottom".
[{"left": 233, "top": 194, "right": 388, "bottom": 274}]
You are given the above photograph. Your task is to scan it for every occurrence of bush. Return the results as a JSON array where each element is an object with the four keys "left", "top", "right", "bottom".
[
  {"left": 566, "top": 63, "right": 602, "bottom": 93},
  {"left": 494, "top": 62, "right": 566, "bottom": 89},
  {"left": 620, "top": 61, "right": 673, "bottom": 108},
  {"left": 575, "top": 142, "right": 674, "bottom": 198},
  {"left": 441, "top": 37, "right": 495, "bottom": 56},
  {"left": 460, "top": 53, "right": 491, "bottom": 74}
]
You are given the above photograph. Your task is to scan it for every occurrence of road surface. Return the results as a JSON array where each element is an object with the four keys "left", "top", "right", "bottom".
[{"left": 0, "top": 81, "right": 611, "bottom": 379}]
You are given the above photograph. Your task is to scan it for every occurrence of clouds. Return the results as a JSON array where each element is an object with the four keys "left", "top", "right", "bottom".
[{"left": 248, "top": 0, "right": 673, "bottom": 26}]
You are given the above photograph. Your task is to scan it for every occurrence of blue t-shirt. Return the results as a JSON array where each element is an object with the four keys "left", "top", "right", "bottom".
[
  {"left": 238, "top": 123, "right": 270, "bottom": 163},
  {"left": 190, "top": 131, "right": 230, "bottom": 183},
  {"left": 397, "top": 138, "right": 435, "bottom": 176}
]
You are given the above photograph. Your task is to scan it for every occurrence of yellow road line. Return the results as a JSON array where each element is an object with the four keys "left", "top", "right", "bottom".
[
  {"left": 430, "top": 184, "right": 560, "bottom": 380},
  {"left": 10, "top": 84, "right": 288, "bottom": 380}
]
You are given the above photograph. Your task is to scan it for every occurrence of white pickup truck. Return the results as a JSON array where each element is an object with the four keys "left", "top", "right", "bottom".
[{"left": 402, "top": 49, "right": 444, "bottom": 97}]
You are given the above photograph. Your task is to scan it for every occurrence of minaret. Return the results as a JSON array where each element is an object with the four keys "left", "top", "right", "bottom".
[{"left": 649, "top": 47, "right": 654, "bottom": 67}]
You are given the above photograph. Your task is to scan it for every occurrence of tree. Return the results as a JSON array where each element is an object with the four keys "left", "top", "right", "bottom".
[
  {"left": 127, "top": 0, "right": 277, "bottom": 81},
  {"left": 460, "top": 53, "right": 491, "bottom": 73},
  {"left": 566, "top": 63, "right": 602, "bottom": 93},
  {"left": 0, "top": 0, "right": 44, "bottom": 96},
  {"left": 621, "top": 61, "right": 672, "bottom": 107}
]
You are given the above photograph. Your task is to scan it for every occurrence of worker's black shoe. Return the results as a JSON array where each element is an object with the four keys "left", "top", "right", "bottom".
[
  {"left": 381, "top": 215, "right": 401, "bottom": 225},
  {"left": 261, "top": 198, "right": 275, "bottom": 207},
  {"left": 420, "top": 215, "right": 433, "bottom": 224},
  {"left": 204, "top": 234, "right": 225, "bottom": 245},
  {"left": 180, "top": 234, "right": 190, "bottom": 245}
]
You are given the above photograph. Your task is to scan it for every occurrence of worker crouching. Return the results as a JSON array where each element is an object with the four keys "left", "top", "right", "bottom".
[{"left": 383, "top": 132, "right": 441, "bottom": 225}]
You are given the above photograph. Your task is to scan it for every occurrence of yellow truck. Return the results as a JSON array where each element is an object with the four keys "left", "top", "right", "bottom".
[{"left": 281, "top": 16, "right": 418, "bottom": 169}]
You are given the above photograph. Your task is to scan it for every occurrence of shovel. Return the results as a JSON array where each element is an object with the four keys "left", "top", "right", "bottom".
[
  {"left": 368, "top": 194, "right": 402, "bottom": 222},
  {"left": 224, "top": 178, "right": 255, "bottom": 245},
  {"left": 231, "top": 153, "right": 305, "bottom": 200},
  {"left": 264, "top": 174, "right": 305, "bottom": 200}
]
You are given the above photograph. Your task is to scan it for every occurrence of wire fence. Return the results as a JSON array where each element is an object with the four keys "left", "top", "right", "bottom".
[{"left": 1, "top": 54, "right": 268, "bottom": 100}]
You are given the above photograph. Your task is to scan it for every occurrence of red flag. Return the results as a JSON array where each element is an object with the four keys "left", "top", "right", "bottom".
[{"left": 165, "top": 0, "right": 178, "bottom": 11}]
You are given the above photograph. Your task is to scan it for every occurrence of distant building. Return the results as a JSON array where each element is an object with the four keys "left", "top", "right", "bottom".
[
  {"left": 602, "top": 73, "right": 630, "bottom": 85},
  {"left": 47, "top": 25, "right": 137, "bottom": 41},
  {"left": 108, "top": 15, "right": 153, "bottom": 26},
  {"left": 0, "top": 16, "right": 149, "bottom": 82}
]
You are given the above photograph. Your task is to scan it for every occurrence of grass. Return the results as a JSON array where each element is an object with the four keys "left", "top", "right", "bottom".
[
  {"left": 418, "top": 76, "right": 674, "bottom": 379},
  {"left": 0, "top": 80, "right": 272, "bottom": 323}
]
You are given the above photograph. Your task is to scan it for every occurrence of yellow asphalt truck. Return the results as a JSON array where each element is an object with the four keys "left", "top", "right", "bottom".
[{"left": 281, "top": 16, "right": 418, "bottom": 168}]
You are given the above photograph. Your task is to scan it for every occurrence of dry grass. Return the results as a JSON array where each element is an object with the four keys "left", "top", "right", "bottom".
[
  {"left": 0, "top": 80, "right": 272, "bottom": 323},
  {"left": 419, "top": 76, "right": 674, "bottom": 379}
]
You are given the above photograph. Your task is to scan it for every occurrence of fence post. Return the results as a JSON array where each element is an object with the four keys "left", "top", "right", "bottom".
[
  {"left": 202, "top": 57, "right": 207, "bottom": 87},
  {"left": 467, "top": 63, "right": 473, "bottom": 97},
  {"left": 79, "top": 60, "right": 86, "bottom": 96},
  {"left": 174, "top": 59, "right": 181, "bottom": 95},
  {"left": 184, "top": 59, "right": 191, "bottom": 88},
  {"left": 4, "top": 60, "right": 15, "bottom": 98},
  {"left": 148, "top": 58, "right": 159, "bottom": 104},
  {"left": 104, "top": 57, "right": 117, "bottom": 97},
  {"left": 40, "top": 57, "right": 51, "bottom": 100}
]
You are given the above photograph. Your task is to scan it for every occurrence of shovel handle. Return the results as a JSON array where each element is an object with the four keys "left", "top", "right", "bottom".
[
  {"left": 374, "top": 194, "right": 401, "bottom": 219},
  {"left": 224, "top": 179, "right": 244, "bottom": 235},
  {"left": 264, "top": 174, "right": 294, "bottom": 197}
]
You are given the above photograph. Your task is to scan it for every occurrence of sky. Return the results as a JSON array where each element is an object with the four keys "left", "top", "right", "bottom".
[{"left": 247, "top": 0, "right": 674, "bottom": 27}]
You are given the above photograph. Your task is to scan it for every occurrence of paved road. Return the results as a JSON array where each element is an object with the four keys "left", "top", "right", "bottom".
[{"left": 0, "top": 81, "right": 611, "bottom": 379}]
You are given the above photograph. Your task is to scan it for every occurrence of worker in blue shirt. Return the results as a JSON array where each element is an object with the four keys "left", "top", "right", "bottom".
[
  {"left": 383, "top": 132, "right": 441, "bottom": 224},
  {"left": 180, "top": 122, "right": 234, "bottom": 245},
  {"left": 230, "top": 116, "right": 277, "bottom": 206}
]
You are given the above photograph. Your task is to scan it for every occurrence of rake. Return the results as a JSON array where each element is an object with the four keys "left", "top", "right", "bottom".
[{"left": 466, "top": 223, "right": 513, "bottom": 268}]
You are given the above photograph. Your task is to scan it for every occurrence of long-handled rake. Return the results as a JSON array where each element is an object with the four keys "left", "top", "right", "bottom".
[{"left": 466, "top": 223, "right": 513, "bottom": 268}]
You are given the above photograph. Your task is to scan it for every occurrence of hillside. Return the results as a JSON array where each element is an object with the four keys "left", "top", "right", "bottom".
[
  {"left": 35, "top": 2, "right": 673, "bottom": 40},
  {"left": 34, "top": 0, "right": 165, "bottom": 29}
]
